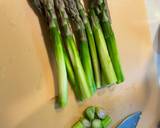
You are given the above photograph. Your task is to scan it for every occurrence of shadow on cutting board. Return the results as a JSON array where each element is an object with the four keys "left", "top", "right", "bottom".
[{"left": 27, "top": 0, "right": 59, "bottom": 108}]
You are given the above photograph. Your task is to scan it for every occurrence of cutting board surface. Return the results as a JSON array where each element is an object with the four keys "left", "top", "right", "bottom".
[{"left": 0, "top": 0, "right": 157, "bottom": 128}]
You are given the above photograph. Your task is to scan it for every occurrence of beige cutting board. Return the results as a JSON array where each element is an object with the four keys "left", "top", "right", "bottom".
[{"left": 0, "top": 0, "right": 157, "bottom": 128}]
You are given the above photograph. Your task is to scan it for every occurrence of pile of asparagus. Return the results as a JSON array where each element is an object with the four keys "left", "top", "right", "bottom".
[
  {"left": 72, "top": 106, "right": 112, "bottom": 128},
  {"left": 33, "top": 0, "right": 124, "bottom": 107}
]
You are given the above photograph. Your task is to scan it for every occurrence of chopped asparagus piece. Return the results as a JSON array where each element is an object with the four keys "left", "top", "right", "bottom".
[
  {"left": 81, "top": 118, "right": 91, "bottom": 128},
  {"left": 96, "top": 107, "right": 106, "bottom": 119},
  {"left": 102, "top": 115, "right": 112, "bottom": 128},
  {"left": 84, "top": 106, "right": 96, "bottom": 121},
  {"left": 92, "top": 119, "right": 102, "bottom": 128}
]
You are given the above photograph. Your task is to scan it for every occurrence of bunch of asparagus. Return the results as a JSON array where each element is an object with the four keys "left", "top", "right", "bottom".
[
  {"left": 33, "top": 0, "right": 124, "bottom": 107},
  {"left": 72, "top": 106, "right": 112, "bottom": 128}
]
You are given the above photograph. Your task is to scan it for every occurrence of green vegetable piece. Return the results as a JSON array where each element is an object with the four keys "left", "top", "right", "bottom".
[
  {"left": 84, "top": 106, "right": 96, "bottom": 121},
  {"left": 63, "top": 49, "right": 82, "bottom": 100},
  {"left": 96, "top": 107, "right": 106, "bottom": 119},
  {"left": 75, "top": 0, "right": 101, "bottom": 88},
  {"left": 89, "top": 9, "right": 117, "bottom": 85},
  {"left": 92, "top": 119, "right": 102, "bottom": 128},
  {"left": 81, "top": 118, "right": 91, "bottom": 128},
  {"left": 72, "top": 121, "right": 84, "bottom": 128},
  {"left": 93, "top": 0, "right": 125, "bottom": 83},
  {"left": 102, "top": 115, "right": 112, "bottom": 128},
  {"left": 34, "top": 0, "right": 68, "bottom": 107}
]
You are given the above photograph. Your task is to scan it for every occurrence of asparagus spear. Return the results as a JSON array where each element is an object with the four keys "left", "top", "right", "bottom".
[
  {"left": 94, "top": 0, "right": 125, "bottom": 83},
  {"left": 75, "top": 0, "right": 101, "bottom": 88},
  {"left": 34, "top": 0, "right": 68, "bottom": 107},
  {"left": 63, "top": 49, "right": 81, "bottom": 100},
  {"left": 64, "top": 0, "right": 96, "bottom": 94},
  {"left": 89, "top": 9, "right": 117, "bottom": 85},
  {"left": 54, "top": 0, "right": 91, "bottom": 99},
  {"left": 63, "top": 49, "right": 75, "bottom": 88}
]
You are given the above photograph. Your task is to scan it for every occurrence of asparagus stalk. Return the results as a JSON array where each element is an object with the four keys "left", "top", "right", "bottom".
[
  {"left": 64, "top": 0, "right": 96, "bottom": 94},
  {"left": 63, "top": 49, "right": 75, "bottom": 87},
  {"left": 54, "top": 0, "right": 91, "bottom": 99},
  {"left": 63, "top": 49, "right": 81, "bottom": 100},
  {"left": 94, "top": 0, "right": 124, "bottom": 83},
  {"left": 34, "top": 0, "right": 68, "bottom": 107},
  {"left": 75, "top": 0, "right": 101, "bottom": 88},
  {"left": 101, "top": 70, "right": 108, "bottom": 86},
  {"left": 89, "top": 9, "right": 117, "bottom": 85}
]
